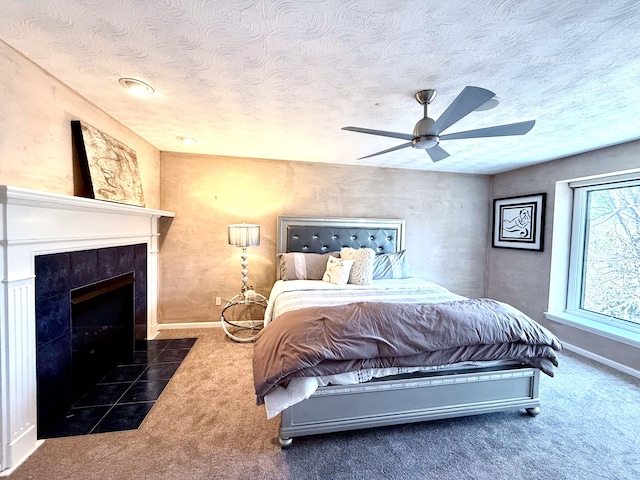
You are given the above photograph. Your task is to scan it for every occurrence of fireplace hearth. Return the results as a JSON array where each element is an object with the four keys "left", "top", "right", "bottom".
[{"left": 38, "top": 337, "right": 196, "bottom": 438}]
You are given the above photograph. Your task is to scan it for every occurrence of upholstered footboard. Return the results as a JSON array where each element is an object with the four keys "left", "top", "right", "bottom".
[{"left": 278, "top": 363, "right": 541, "bottom": 447}]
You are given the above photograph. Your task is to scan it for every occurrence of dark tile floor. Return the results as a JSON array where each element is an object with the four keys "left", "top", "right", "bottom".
[{"left": 40, "top": 338, "right": 196, "bottom": 438}]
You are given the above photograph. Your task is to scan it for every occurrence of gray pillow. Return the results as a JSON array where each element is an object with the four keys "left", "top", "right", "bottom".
[
  {"left": 372, "top": 250, "right": 411, "bottom": 279},
  {"left": 277, "top": 252, "right": 338, "bottom": 280}
]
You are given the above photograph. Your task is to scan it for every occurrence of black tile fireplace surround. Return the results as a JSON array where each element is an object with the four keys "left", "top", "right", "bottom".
[{"left": 35, "top": 244, "right": 147, "bottom": 436}]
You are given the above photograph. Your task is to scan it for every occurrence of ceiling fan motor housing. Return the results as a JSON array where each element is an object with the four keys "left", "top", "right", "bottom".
[
  {"left": 412, "top": 116, "right": 438, "bottom": 149},
  {"left": 413, "top": 115, "right": 435, "bottom": 135}
]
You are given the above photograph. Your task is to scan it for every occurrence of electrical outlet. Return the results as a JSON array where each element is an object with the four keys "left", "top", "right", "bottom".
[{"left": 215, "top": 296, "right": 221, "bottom": 306}]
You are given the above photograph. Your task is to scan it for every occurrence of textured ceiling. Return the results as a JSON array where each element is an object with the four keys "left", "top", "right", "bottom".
[{"left": 1, "top": 0, "right": 640, "bottom": 174}]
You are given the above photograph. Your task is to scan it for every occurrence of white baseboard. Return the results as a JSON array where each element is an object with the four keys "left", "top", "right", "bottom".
[
  {"left": 157, "top": 321, "right": 221, "bottom": 330},
  {"left": 562, "top": 342, "right": 640, "bottom": 379},
  {"left": 158, "top": 320, "right": 263, "bottom": 330},
  {"left": 0, "top": 440, "right": 44, "bottom": 477}
]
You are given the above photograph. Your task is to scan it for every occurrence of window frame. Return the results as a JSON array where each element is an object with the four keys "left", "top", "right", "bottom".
[{"left": 567, "top": 176, "right": 640, "bottom": 337}]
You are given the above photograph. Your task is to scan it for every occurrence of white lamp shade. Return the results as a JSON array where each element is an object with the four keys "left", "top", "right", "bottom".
[{"left": 228, "top": 224, "right": 260, "bottom": 247}]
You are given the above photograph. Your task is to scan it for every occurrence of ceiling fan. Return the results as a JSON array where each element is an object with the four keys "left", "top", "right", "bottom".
[{"left": 342, "top": 86, "right": 535, "bottom": 162}]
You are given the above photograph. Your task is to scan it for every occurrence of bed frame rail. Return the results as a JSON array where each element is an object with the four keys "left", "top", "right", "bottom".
[{"left": 279, "top": 365, "right": 540, "bottom": 447}]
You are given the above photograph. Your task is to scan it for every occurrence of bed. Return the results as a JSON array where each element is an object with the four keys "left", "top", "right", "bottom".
[{"left": 253, "top": 216, "right": 561, "bottom": 447}]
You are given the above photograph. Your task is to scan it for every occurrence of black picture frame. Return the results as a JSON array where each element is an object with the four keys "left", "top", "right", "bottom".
[{"left": 492, "top": 193, "right": 546, "bottom": 251}]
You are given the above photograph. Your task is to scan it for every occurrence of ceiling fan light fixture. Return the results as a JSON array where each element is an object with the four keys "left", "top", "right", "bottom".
[
  {"left": 118, "top": 77, "right": 154, "bottom": 96},
  {"left": 412, "top": 135, "right": 439, "bottom": 150}
]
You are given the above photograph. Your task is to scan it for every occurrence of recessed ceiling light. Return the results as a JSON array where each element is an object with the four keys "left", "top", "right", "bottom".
[
  {"left": 177, "top": 136, "right": 197, "bottom": 145},
  {"left": 118, "top": 77, "right": 154, "bottom": 96}
]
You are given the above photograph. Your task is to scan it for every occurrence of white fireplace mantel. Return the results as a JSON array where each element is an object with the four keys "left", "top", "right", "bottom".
[{"left": 0, "top": 186, "right": 174, "bottom": 474}]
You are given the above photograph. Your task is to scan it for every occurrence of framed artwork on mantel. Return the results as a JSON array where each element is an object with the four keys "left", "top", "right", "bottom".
[
  {"left": 492, "top": 193, "right": 546, "bottom": 251},
  {"left": 71, "top": 120, "right": 145, "bottom": 207}
]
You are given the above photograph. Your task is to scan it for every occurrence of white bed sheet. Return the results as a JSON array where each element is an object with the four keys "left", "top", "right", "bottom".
[{"left": 264, "top": 278, "right": 465, "bottom": 326}]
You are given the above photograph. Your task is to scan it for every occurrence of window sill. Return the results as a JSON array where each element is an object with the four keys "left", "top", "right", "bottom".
[{"left": 545, "top": 311, "right": 640, "bottom": 349}]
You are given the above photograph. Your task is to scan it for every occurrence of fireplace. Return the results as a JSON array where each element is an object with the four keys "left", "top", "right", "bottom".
[
  {"left": 35, "top": 246, "right": 146, "bottom": 436},
  {"left": 0, "top": 186, "right": 174, "bottom": 473},
  {"left": 71, "top": 272, "right": 135, "bottom": 401}
]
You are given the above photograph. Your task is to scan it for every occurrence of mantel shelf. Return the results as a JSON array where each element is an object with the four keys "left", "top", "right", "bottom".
[{"left": 1, "top": 185, "right": 175, "bottom": 218}]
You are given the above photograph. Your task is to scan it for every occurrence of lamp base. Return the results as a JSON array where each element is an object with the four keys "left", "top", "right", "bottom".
[{"left": 221, "top": 293, "right": 268, "bottom": 342}]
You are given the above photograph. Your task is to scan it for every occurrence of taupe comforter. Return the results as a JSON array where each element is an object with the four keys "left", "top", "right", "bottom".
[{"left": 254, "top": 298, "right": 562, "bottom": 403}]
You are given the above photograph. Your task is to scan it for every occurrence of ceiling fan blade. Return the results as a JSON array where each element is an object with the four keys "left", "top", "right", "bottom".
[
  {"left": 426, "top": 145, "right": 450, "bottom": 162},
  {"left": 343, "top": 126, "right": 414, "bottom": 141},
  {"left": 357, "top": 142, "right": 413, "bottom": 159},
  {"left": 439, "top": 120, "right": 536, "bottom": 141},
  {"left": 427, "top": 86, "right": 496, "bottom": 135}
]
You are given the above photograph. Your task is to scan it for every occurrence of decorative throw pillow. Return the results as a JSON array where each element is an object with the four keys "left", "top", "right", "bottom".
[
  {"left": 322, "top": 256, "right": 354, "bottom": 285},
  {"left": 277, "top": 252, "right": 338, "bottom": 280},
  {"left": 372, "top": 250, "right": 412, "bottom": 279},
  {"left": 339, "top": 247, "right": 375, "bottom": 285}
]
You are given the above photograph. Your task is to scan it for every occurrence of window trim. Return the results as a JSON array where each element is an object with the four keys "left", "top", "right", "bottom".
[
  {"left": 565, "top": 177, "right": 640, "bottom": 340},
  {"left": 545, "top": 311, "right": 640, "bottom": 349}
]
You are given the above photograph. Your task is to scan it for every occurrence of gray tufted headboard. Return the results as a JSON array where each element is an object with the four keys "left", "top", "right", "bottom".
[{"left": 277, "top": 216, "right": 405, "bottom": 255}]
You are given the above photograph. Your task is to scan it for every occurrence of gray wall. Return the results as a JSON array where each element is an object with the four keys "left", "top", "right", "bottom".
[{"left": 488, "top": 139, "right": 640, "bottom": 372}]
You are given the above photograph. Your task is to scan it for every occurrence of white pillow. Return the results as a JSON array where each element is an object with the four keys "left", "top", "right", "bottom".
[
  {"left": 340, "top": 247, "right": 375, "bottom": 285},
  {"left": 322, "top": 256, "right": 354, "bottom": 285}
]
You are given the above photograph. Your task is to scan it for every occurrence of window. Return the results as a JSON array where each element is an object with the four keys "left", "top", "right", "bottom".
[{"left": 568, "top": 177, "right": 640, "bottom": 335}]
